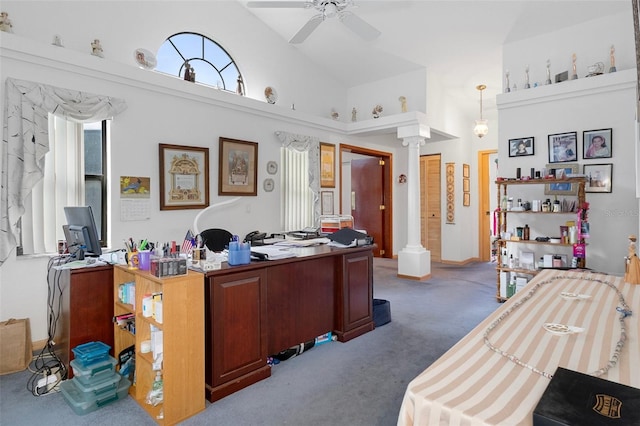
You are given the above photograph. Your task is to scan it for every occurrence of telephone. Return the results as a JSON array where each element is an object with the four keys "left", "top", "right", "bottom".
[{"left": 244, "top": 231, "right": 267, "bottom": 244}]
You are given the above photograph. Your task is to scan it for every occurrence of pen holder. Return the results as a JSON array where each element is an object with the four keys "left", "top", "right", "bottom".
[
  {"left": 228, "top": 241, "right": 251, "bottom": 265},
  {"left": 138, "top": 250, "right": 151, "bottom": 271}
]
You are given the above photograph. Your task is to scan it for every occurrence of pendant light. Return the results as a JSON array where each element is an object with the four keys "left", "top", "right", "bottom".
[{"left": 474, "top": 84, "right": 489, "bottom": 138}]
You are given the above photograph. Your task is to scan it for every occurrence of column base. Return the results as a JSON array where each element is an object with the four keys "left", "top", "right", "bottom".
[{"left": 397, "top": 247, "right": 431, "bottom": 280}]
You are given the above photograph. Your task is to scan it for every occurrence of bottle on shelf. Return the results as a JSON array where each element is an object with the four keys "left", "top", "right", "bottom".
[
  {"left": 523, "top": 224, "right": 530, "bottom": 240},
  {"left": 507, "top": 274, "right": 516, "bottom": 298}
]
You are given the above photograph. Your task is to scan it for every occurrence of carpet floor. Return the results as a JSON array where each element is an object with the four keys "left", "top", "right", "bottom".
[{"left": 0, "top": 259, "right": 499, "bottom": 426}]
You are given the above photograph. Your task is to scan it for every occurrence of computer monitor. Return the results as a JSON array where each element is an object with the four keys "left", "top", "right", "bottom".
[{"left": 63, "top": 206, "right": 102, "bottom": 258}]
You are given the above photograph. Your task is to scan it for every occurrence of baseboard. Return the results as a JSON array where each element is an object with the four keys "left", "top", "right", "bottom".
[
  {"left": 439, "top": 257, "right": 481, "bottom": 266},
  {"left": 32, "top": 339, "right": 48, "bottom": 352}
]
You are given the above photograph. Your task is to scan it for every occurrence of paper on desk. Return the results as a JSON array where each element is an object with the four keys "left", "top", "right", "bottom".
[
  {"left": 273, "top": 237, "right": 330, "bottom": 247},
  {"left": 250, "top": 246, "right": 297, "bottom": 260}
]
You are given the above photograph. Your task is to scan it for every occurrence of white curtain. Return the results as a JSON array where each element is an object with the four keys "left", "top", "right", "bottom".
[
  {"left": 20, "top": 116, "right": 83, "bottom": 255},
  {"left": 276, "top": 131, "right": 320, "bottom": 231},
  {"left": 1, "top": 78, "right": 127, "bottom": 265}
]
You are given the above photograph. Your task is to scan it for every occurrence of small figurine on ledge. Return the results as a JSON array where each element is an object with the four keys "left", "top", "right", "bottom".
[
  {"left": 372, "top": 104, "right": 383, "bottom": 119},
  {"left": 91, "top": 39, "right": 104, "bottom": 57},
  {"left": 624, "top": 234, "right": 640, "bottom": 284},
  {"left": 0, "top": 11, "right": 13, "bottom": 33},
  {"left": 399, "top": 96, "right": 407, "bottom": 113}
]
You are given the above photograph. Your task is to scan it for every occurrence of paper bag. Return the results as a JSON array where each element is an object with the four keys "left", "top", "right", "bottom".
[{"left": 0, "top": 318, "right": 32, "bottom": 375}]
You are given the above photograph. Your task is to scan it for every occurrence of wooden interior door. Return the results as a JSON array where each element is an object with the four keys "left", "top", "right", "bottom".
[
  {"left": 478, "top": 150, "right": 498, "bottom": 261},
  {"left": 351, "top": 158, "right": 384, "bottom": 257},
  {"left": 420, "top": 155, "right": 441, "bottom": 262}
]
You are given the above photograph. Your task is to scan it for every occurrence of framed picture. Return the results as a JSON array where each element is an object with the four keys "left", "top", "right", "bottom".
[
  {"left": 463, "top": 192, "right": 470, "bottom": 207},
  {"left": 544, "top": 163, "right": 579, "bottom": 195},
  {"left": 548, "top": 132, "right": 578, "bottom": 163},
  {"left": 321, "top": 191, "right": 334, "bottom": 215},
  {"left": 463, "top": 178, "right": 470, "bottom": 193},
  {"left": 583, "top": 128, "right": 612, "bottom": 159},
  {"left": 584, "top": 163, "right": 613, "bottom": 193},
  {"left": 159, "top": 144, "right": 209, "bottom": 210},
  {"left": 218, "top": 137, "right": 258, "bottom": 196},
  {"left": 508, "top": 137, "right": 534, "bottom": 157},
  {"left": 320, "top": 142, "right": 335, "bottom": 188},
  {"left": 463, "top": 164, "right": 470, "bottom": 178}
]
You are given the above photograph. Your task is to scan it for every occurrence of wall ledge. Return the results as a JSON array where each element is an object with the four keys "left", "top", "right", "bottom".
[
  {"left": 1, "top": 32, "right": 440, "bottom": 139},
  {"left": 496, "top": 68, "right": 635, "bottom": 110}
]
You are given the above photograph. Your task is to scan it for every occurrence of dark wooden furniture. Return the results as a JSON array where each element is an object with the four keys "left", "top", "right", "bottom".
[
  {"left": 203, "top": 245, "right": 374, "bottom": 402},
  {"left": 49, "top": 265, "right": 114, "bottom": 378}
]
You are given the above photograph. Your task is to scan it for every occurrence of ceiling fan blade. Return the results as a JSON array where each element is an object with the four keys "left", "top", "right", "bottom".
[
  {"left": 246, "top": 1, "right": 313, "bottom": 8},
  {"left": 289, "top": 14, "right": 324, "bottom": 44},
  {"left": 339, "top": 11, "right": 381, "bottom": 41}
]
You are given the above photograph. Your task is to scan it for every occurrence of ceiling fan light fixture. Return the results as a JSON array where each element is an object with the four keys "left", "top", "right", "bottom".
[
  {"left": 474, "top": 84, "right": 488, "bottom": 138},
  {"left": 324, "top": 2, "right": 338, "bottom": 18}
]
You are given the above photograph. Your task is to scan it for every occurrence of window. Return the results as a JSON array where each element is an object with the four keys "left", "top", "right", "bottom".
[
  {"left": 83, "top": 121, "right": 108, "bottom": 245},
  {"left": 276, "top": 131, "right": 321, "bottom": 231},
  {"left": 281, "top": 148, "right": 314, "bottom": 231},
  {"left": 155, "top": 32, "right": 242, "bottom": 91},
  {"left": 18, "top": 117, "right": 108, "bottom": 255}
]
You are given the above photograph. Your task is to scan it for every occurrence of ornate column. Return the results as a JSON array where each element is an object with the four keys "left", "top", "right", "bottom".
[{"left": 397, "top": 124, "right": 431, "bottom": 280}]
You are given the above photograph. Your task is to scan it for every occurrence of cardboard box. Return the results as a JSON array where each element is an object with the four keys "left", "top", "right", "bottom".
[{"left": 533, "top": 367, "right": 640, "bottom": 425}]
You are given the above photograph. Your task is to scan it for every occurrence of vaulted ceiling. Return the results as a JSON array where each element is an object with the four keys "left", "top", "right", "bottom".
[{"left": 240, "top": 1, "right": 630, "bottom": 104}]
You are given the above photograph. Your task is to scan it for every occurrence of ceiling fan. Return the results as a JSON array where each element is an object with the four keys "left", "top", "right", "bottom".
[{"left": 246, "top": 1, "right": 381, "bottom": 44}]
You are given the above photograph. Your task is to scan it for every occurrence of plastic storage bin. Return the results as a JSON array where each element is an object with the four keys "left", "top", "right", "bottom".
[
  {"left": 70, "top": 356, "right": 117, "bottom": 386},
  {"left": 71, "top": 341, "right": 110, "bottom": 367},
  {"left": 61, "top": 374, "right": 130, "bottom": 416}
]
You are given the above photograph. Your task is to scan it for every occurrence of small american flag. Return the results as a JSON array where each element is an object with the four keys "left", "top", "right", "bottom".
[{"left": 181, "top": 229, "right": 194, "bottom": 254}]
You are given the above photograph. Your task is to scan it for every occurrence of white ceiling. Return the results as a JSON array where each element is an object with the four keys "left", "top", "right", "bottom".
[{"left": 240, "top": 0, "right": 630, "bottom": 103}]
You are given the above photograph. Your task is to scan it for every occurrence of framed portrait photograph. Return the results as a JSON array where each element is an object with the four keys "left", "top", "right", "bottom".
[
  {"left": 463, "top": 164, "right": 470, "bottom": 178},
  {"left": 463, "top": 178, "right": 470, "bottom": 193},
  {"left": 583, "top": 128, "right": 612, "bottom": 159},
  {"left": 584, "top": 163, "right": 613, "bottom": 193},
  {"left": 508, "top": 137, "right": 534, "bottom": 157},
  {"left": 218, "top": 137, "right": 258, "bottom": 196},
  {"left": 159, "top": 144, "right": 209, "bottom": 210},
  {"left": 463, "top": 192, "right": 470, "bottom": 207},
  {"left": 544, "top": 163, "right": 579, "bottom": 195},
  {"left": 320, "top": 142, "right": 336, "bottom": 188},
  {"left": 548, "top": 132, "right": 578, "bottom": 163},
  {"left": 321, "top": 191, "right": 334, "bottom": 215}
]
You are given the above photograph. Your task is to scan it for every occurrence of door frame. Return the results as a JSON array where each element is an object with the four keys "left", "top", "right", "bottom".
[
  {"left": 478, "top": 149, "right": 498, "bottom": 261},
  {"left": 339, "top": 144, "right": 393, "bottom": 258}
]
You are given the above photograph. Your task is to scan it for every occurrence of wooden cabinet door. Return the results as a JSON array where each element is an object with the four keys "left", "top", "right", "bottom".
[
  {"left": 266, "top": 257, "right": 334, "bottom": 354},
  {"left": 207, "top": 269, "right": 267, "bottom": 387},
  {"left": 334, "top": 251, "right": 374, "bottom": 342}
]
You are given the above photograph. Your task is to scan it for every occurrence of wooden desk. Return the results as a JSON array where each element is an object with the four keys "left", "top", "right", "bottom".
[
  {"left": 203, "top": 245, "right": 374, "bottom": 402},
  {"left": 398, "top": 270, "right": 640, "bottom": 425}
]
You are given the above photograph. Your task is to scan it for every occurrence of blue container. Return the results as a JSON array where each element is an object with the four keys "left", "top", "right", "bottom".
[
  {"left": 71, "top": 341, "right": 110, "bottom": 367},
  {"left": 228, "top": 242, "right": 251, "bottom": 265}
]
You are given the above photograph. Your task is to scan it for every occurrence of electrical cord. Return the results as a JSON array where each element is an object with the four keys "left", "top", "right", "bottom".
[{"left": 26, "top": 256, "right": 72, "bottom": 396}]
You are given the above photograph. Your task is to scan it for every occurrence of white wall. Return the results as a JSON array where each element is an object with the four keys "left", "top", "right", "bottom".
[
  {"left": 497, "top": 8, "right": 637, "bottom": 275},
  {"left": 347, "top": 69, "right": 428, "bottom": 119}
]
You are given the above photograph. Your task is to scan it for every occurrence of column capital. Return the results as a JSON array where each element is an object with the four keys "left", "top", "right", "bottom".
[{"left": 401, "top": 135, "right": 426, "bottom": 148}]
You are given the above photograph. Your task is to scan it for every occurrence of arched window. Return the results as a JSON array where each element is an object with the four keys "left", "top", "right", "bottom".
[{"left": 156, "top": 32, "right": 242, "bottom": 92}]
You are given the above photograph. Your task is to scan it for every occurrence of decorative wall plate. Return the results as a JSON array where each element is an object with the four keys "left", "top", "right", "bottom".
[
  {"left": 134, "top": 48, "right": 157, "bottom": 70},
  {"left": 264, "top": 86, "right": 278, "bottom": 104},
  {"left": 263, "top": 178, "right": 274, "bottom": 192},
  {"left": 267, "top": 161, "right": 278, "bottom": 175}
]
